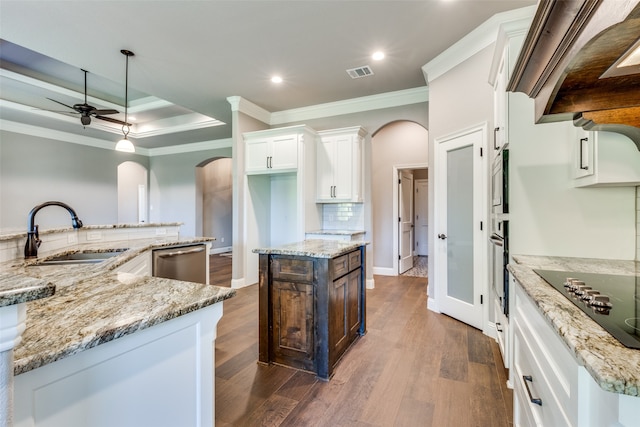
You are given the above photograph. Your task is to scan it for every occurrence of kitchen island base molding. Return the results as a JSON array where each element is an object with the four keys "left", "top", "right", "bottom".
[{"left": 14, "top": 303, "right": 222, "bottom": 427}]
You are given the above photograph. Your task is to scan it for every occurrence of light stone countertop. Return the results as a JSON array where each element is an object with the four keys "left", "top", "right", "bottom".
[
  {"left": 305, "top": 229, "right": 365, "bottom": 236},
  {"left": 0, "top": 222, "right": 183, "bottom": 241},
  {"left": 0, "top": 272, "right": 54, "bottom": 307},
  {"left": 1, "top": 238, "right": 235, "bottom": 375},
  {"left": 509, "top": 255, "right": 640, "bottom": 396},
  {"left": 252, "top": 239, "right": 367, "bottom": 258}
]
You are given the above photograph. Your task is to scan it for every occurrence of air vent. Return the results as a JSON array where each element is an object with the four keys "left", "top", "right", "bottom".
[{"left": 346, "top": 65, "right": 374, "bottom": 79}]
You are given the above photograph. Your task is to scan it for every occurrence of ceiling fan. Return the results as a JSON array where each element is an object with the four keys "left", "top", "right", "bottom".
[{"left": 46, "top": 69, "right": 129, "bottom": 127}]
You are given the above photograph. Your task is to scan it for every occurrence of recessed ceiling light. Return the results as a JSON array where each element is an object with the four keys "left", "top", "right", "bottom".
[
  {"left": 271, "top": 76, "right": 283, "bottom": 83},
  {"left": 372, "top": 51, "right": 385, "bottom": 61}
]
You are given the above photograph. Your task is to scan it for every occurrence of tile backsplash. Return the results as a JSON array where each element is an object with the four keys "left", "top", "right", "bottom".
[{"left": 322, "top": 203, "right": 364, "bottom": 230}]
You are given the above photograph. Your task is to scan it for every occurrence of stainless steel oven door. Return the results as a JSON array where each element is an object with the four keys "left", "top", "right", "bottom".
[
  {"left": 490, "top": 233, "right": 504, "bottom": 301},
  {"left": 491, "top": 153, "right": 503, "bottom": 213}
]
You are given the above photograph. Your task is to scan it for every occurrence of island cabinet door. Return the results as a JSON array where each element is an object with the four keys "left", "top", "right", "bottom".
[
  {"left": 271, "top": 280, "right": 315, "bottom": 372},
  {"left": 329, "top": 274, "right": 350, "bottom": 367},
  {"left": 347, "top": 268, "right": 362, "bottom": 340}
]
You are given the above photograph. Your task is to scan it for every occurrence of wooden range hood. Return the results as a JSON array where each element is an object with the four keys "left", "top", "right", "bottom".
[{"left": 508, "top": 0, "right": 640, "bottom": 150}]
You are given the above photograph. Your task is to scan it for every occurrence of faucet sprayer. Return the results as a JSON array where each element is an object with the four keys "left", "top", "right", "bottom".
[{"left": 24, "top": 201, "right": 83, "bottom": 259}]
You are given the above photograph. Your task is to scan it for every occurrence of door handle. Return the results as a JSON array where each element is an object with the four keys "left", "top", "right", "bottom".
[
  {"left": 494, "top": 127, "right": 500, "bottom": 150},
  {"left": 438, "top": 233, "right": 447, "bottom": 240},
  {"left": 579, "top": 137, "right": 589, "bottom": 170}
]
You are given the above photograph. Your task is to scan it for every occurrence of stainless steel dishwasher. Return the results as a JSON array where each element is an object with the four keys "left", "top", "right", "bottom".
[{"left": 152, "top": 244, "right": 208, "bottom": 284}]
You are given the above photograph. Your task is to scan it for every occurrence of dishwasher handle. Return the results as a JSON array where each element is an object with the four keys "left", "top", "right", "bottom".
[{"left": 156, "top": 246, "right": 205, "bottom": 258}]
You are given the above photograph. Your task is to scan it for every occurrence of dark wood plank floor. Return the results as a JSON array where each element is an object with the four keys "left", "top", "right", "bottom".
[{"left": 211, "top": 255, "right": 513, "bottom": 426}]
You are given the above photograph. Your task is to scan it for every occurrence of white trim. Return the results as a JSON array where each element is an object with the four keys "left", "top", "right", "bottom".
[
  {"left": 427, "top": 296, "right": 440, "bottom": 313},
  {"left": 230, "top": 278, "right": 248, "bottom": 289},
  {"left": 488, "top": 12, "right": 534, "bottom": 86},
  {"left": 226, "top": 96, "right": 271, "bottom": 124},
  {"left": 147, "top": 138, "right": 232, "bottom": 157},
  {"left": 486, "top": 321, "right": 498, "bottom": 340},
  {"left": 372, "top": 266, "right": 395, "bottom": 276},
  {"left": 392, "top": 163, "right": 428, "bottom": 275},
  {"left": 210, "top": 246, "right": 232, "bottom": 255},
  {"left": 366, "top": 278, "right": 375, "bottom": 290},
  {"left": 270, "top": 87, "right": 429, "bottom": 125},
  {"left": 422, "top": 6, "right": 536, "bottom": 83}
]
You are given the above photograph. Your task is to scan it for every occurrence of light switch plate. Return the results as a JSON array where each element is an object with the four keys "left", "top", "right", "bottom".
[
  {"left": 67, "top": 233, "right": 78, "bottom": 244},
  {"left": 87, "top": 231, "right": 103, "bottom": 241}
]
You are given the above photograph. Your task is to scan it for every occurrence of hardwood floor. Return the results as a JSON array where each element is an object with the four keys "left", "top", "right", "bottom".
[
  {"left": 212, "top": 255, "right": 513, "bottom": 426},
  {"left": 210, "top": 253, "right": 233, "bottom": 287}
]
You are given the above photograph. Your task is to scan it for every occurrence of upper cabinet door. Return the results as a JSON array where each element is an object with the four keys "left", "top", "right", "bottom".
[
  {"left": 245, "top": 134, "right": 299, "bottom": 174},
  {"left": 316, "top": 128, "right": 365, "bottom": 203}
]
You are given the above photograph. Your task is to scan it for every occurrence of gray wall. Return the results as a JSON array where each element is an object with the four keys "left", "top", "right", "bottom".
[
  {"left": 149, "top": 146, "right": 232, "bottom": 237},
  {"left": 0, "top": 130, "right": 149, "bottom": 230}
]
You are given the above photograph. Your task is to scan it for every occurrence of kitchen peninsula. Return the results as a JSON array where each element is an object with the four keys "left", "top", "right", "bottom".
[
  {"left": 0, "top": 223, "right": 235, "bottom": 427},
  {"left": 254, "top": 239, "right": 366, "bottom": 380}
]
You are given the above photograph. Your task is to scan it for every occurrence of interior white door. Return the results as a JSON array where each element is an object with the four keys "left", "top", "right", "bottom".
[
  {"left": 415, "top": 179, "right": 428, "bottom": 256},
  {"left": 436, "top": 129, "right": 484, "bottom": 329},
  {"left": 399, "top": 170, "right": 414, "bottom": 274}
]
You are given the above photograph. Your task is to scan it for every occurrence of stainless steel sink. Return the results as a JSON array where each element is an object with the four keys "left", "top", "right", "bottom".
[{"left": 37, "top": 249, "right": 128, "bottom": 265}]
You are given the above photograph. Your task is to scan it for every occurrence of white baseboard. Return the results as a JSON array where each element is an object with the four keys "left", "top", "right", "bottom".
[
  {"left": 211, "top": 246, "right": 232, "bottom": 255},
  {"left": 372, "top": 266, "right": 396, "bottom": 276},
  {"left": 230, "top": 278, "right": 247, "bottom": 289},
  {"left": 366, "top": 278, "right": 375, "bottom": 289},
  {"left": 427, "top": 296, "right": 440, "bottom": 313},
  {"left": 486, "top": 322, "right": 498, "bottom": 340}
]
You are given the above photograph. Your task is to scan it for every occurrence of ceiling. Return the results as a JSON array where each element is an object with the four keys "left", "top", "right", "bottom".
[{"left": 0, "top": 0, "right": 535, "bottom": 150}]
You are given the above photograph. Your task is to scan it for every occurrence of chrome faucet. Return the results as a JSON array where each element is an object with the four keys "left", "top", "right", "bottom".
[{"left": 24, "top": 201, "right": 83, "bottom": 259}]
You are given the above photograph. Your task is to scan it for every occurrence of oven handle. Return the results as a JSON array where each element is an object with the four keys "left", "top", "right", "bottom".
[{"left": 489, "top": 234, "right": 504, "bottom": 246}]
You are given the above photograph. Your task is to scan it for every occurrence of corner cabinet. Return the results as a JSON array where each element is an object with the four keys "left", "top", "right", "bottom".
[
  {"left": 572, "top": 129, "right": 640, "bottom": 187},
  {"left": 316, "top": 126, "right": 366, "bottom": 203},
  {"left": 258, "top": 246, "right": 366, "bottom": 380},
  {"left": 244, "top": 126, "right": 316, "bottom": 175}
]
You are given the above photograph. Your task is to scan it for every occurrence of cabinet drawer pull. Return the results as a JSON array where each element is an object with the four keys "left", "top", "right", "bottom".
[
  {"left": 496, "top": 322, "right": 503, "bottom": 332},
  {"left": 494, "top": 127, "right": 500, "bottom": 150},
  {"left": 579, "top": 137, "right": 589, "bottom": 170},
  {"left": 523, "top": 375, "right": 542, "bottom": 406}
]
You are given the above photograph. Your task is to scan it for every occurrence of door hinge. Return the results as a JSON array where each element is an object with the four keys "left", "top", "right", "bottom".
[
  {"left": 399, "top": 216, "right": 401, "bottom": 223},
  {"left": 398, "top": 179, "right": 401, "bottom": 184},
  {"left": 480, "top": 147, "right": 483, "bottom": 157},
  {"left": 480, "top": 294, "right": 484, "bottom": 304},
  {"left": 398, "top": 255, "right": 401, "bottom": 260},
  {"left": 480, "top": 221, "right": 483, "bottom": 231}
]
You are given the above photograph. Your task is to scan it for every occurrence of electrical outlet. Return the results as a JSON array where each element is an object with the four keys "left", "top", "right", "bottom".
[
  {"left": 221, "top": 237, "right": 224, "bottom": 243},
  {"left": 67, "top": 233, "right": 78, "bottom": 244},
  {"left": 87, "top": 231, "right": 102, "bottom": 241},
  {"left": 155, "top": 228, "right": 167, "bottom": 235}
]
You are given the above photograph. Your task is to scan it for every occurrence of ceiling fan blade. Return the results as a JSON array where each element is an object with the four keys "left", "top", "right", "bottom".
[
  {"left": 95, "top": 115, "right": 132, "bottom": 127},
  {"left": 92, "top": 109, "right": 119, "bottom": 115},
  {"left": 46, "top": 97, "right": 76, "bottom": 110}
]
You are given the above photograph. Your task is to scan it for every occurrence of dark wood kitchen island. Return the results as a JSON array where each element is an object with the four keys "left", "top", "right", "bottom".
[{"left": 253, "top": 239, "right": 367, "bottom": 380}]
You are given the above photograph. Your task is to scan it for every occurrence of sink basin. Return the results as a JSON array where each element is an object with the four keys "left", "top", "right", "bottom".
[{"left": 37, "top": 249, "right": 128, "bottom": 265}]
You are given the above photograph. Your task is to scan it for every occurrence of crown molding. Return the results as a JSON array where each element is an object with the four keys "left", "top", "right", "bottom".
[
  {"left": 422, "top": 5, "right": 536, "bottom": 83},
  {"left": 0, "top": 119, "right": 150, "bottom": 156},
  {"left": 227, "top": 96, "right": 271, "bottom": 124},
  {"left": 270, "top": 87, "right": 428, "bottom": 125},
  {"left": 146, "top": 138, "right": 232, "bottom": 157}
]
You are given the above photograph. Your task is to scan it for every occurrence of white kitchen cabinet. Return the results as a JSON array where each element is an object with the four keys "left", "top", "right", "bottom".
[
  {"left": 490, "top": 30, "right": 526, "bottom": 160},
  {"left": 316, "top": 126, "right": 366, "bottom": 203},
  {"left": 245, "top": 129, "right": 305, "bottom": 174},
  {"left": 572, "top": 129, "right": 640, "bottom": 187},
  {"left": 512, "top": 278, "right": 639, "bottom": 427}
]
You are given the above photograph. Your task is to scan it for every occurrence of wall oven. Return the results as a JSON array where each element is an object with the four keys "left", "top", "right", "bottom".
[
  {"left": 491, "top": 148, "right": 509, "bottom": 215},
  {"left": 490, "top": 221, "right": 509, "bottom": 316}
]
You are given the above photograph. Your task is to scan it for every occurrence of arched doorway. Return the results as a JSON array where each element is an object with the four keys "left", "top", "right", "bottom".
[
  {"left": 117, "top": 161, "right": 148, "bottom": 224},
  {"left": 371, "top": 121, "right": 429, "bottom": 277},
  {"left": 196, "top": 157, "right": 232, "bottom": 253}
]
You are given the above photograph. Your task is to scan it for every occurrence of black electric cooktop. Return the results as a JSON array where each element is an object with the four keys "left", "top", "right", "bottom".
[{"left": 534, "top": 269, "right": 640, "bottom": 349}]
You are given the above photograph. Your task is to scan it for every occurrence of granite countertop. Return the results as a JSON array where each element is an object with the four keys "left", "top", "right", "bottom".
[
  {"left": 1, "top": 238, "right": 235, "bottom": 375},
  {"left": 253, "top": 239, "right": 368, "bottom": 258},
  {"left": 0, "top": 272, "right": 55, "bottom": 307},
  {"left": 509, "top": 255, "right": 640, "bottom": 396},
  {"left": 0, "top": 222, "right": 183, "bottom": 241},
  {"left": 305, "top": 229, "right": 365, "bottom": 236}
]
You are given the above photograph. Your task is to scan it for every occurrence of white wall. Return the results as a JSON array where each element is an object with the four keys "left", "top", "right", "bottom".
[
  {"left": 0, "top": 130, "right": 149, "bottom": 231},
  {"left": 508, "top": 93, "right": 637, "bottom": 260},
  {"left": 117, "top": 161, "right": 148, "bottom": 224}
]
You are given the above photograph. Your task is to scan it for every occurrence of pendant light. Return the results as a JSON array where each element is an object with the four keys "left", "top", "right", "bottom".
[{"left": 115, "top": 49, "right": 135, "bottom": 153}]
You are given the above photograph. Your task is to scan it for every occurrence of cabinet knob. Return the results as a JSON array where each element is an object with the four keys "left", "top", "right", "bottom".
[{"left": 437, "top": 233, "right": 447, "bottom": 240}]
